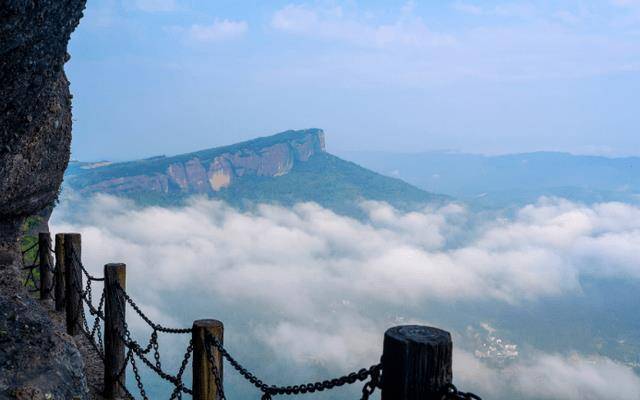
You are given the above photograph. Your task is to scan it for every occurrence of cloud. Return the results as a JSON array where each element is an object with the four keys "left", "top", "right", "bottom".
[
  {"left": 452, "top": 2, "right": 537, "bottom": 19},
  {"left": 169, "top": 19, "right": 248, "bottom": 43},
  {"left": 53, "top": 195, "right": 640, "bottom": 307},
  {"left": 452, "top": 2, "right": 484, "bottom": 15},
  {"left": 133, "top": 0, "right": 177, "bottom": 12},
  {"left": 612, "top": 0, "right": 640, "bottom": 7},
  {"left": 51, "top": 196, "right": 640, "bottom": 397},
  {"left": 270, "top": 3, "right": 455, "bottom": 48},
  {"left": 262, "top": 2, "right": 640, "bottom": 85},
  {"left": 456, "top": 350, "right": 640, "bottom": 400}
]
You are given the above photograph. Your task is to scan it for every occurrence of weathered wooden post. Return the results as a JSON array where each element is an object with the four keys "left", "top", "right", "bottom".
[
  {"left": 63, "top": 233, "right": 82, "bottom": 335},
  {"left": 38, "top": 232, "right": 53, "bottom": 300},
  {"left": 193, "top": 319, "right": 224, "bottom": 400},
  {"left": 104, "top": 263, "right": 127, "bottom": 399},
  {"left": 381, "top": 325, "right": 453, "bottom": 400},
  {"left": 54, "top": 233, "right": 66, "bottom": 311}
]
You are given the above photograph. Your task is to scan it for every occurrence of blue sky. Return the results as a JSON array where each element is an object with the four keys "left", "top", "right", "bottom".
[{"left": 67, "top": 0, "right": 640, "bottom": 161}]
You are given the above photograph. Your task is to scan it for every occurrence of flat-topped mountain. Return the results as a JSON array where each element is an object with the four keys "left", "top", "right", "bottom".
[{"left": 65, "top": 129, "right": 446, "bottom": 215}]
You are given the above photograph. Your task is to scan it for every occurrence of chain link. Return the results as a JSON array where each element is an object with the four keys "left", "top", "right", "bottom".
[
  {"left": 440, "top": 383, "right": 482, "bottom": 400},
  {"left": 21, "top": 241, "right": 38, "bottom": 256},
  {"left": 204, "top": 339, "right": 227, "bottom": 400},
  {"left": 43, "top": 239, "right": 482, "bottom": 400},
  {"left": 169, "top": 340, "right": 194, "bottom": 400},
  {"left": 70, "top": 248, "right": 105, "bottom": 281},
  {"left": 113, "top": 284, "right": 195, "bottom": 396},
  {"left": 205, "top": 332, "right": 383, "bottom": 399},
  {"left": 115, "top": 283, "right": 192, "bottom": 334}
]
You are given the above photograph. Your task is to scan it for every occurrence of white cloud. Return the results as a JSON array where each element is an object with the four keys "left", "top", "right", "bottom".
[
  {"left": 188, "top": 19, "right": 248, "bottom": 42},
  {"left": 51, "top": 196, "right": 640, "bottom": 397},
  {"left": 263, "top": 2, "right": 640, "bottom": 85},
  {"left": 453, "top": 2, "right": 536, "bottom": 19},
  {"left": 456, "top": 350, "right": 640, "bottom": 400},
  {"left": 170, "top": 19, "right": 248, "bottom": 43},
  {"left": 133, "top": 0, "right": 177, "bottom": 12},
  {"left": 53, "top": 196, "right": 640, "bottom": 308},
  {"left": 271, "top": 3, "right": 455, "bottom": 48},
  {"left": 452, "top": 2, "right": 484, "bottom": 15},
  {"left": 612, "top": 0, "right": 640, "bottom": 7}
]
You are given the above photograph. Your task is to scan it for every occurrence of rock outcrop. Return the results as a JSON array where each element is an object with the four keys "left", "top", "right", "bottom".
[
  {"left": 79, "top": 129, "right": 327, "bottom": 195},
  {"left": 65, "top": 128, "right": 445, "bottom": 217},
  {"left": 0, "top": 257, "right": 88, "bottom": 399},
  {"left": 1, "top": 0, "right": 85, "bottom": 257},
  {"left": 1, "top": 1, "right": 88, "bottom": 398}
]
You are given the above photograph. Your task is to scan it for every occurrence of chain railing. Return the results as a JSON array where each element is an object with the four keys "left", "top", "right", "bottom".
[
  {"left": 66, "top": 247, "right": 195, "bottom": 400},
  {"left": 20, "top": 236, "right": 56, "bottom": 298},
  {"left": 21, "top": 240, "right": 40, "bottom": 292},
  {"left": 24, "top": 232, "right": 483, "bottom": 400},
  {"left": 204, "top": 331, "right": 383, "bottom": 400}
]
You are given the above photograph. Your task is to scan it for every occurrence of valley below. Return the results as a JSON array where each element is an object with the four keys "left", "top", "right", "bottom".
[{"left": 50, "top": 129, "right": 640, "bottom": 399}]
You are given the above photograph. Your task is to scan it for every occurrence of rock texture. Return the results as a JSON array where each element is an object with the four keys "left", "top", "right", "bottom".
[
  {"left": 0, "top": 1, "right": 89, "bottom": 398},
  {"left": 78, "top": 129, "right": 327, "bottom": 195},
  {"left": 66, "top": 128, "right": 445, "bottom": 217},
  {"left": 0, "top": 257, "right": 88, "bottom": 399},
  {"left": 1, "top": 0, "right": 85, "bottom": 256}
]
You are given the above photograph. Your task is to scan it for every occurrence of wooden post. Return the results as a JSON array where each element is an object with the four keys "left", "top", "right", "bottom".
[
  {"left": 104, "top": 263, "right": 127, "bottom": 399},
  {"left": 193, "top": 319, "right": 224, "bottom": 400},
  {"left": 38, "top": 232, "right": 53, "bottom": 300},
  {"left": 381, "top": 325, "right": 453, "bottom": 400},
  {"left": 64, "top": 233, "right": 82, "bottom": 336},
  {"left": 54, "top": 233, "right": 66, "bottom": 311}
]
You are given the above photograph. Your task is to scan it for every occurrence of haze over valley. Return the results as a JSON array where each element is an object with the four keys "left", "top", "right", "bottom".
[{"left": 55, "top": 129, "right": 640, "bottom": 399}]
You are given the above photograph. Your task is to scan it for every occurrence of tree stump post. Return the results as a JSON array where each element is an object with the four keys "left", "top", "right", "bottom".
[
  {"left": 193, "top": 319, "right": 224, "bottom": 400},
  {"left": 38, "top": 232, "right": 53, "bottom": 300},
  {"left": 63, "top": 233, "right": 82, "bottom": 335},
  {"left": 381, "top": 325, "right": 453, "bottom": 400},
  {"left": 104, "top": 263, "right": 126, "bottom": 399},
  {"left": 54, "top": 233, "right": 66, "bottom": 311}
]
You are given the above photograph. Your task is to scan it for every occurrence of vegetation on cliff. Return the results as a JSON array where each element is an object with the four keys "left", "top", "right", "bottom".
[{"left": 64, "top": 129, "right": 447, "bottom": 216}]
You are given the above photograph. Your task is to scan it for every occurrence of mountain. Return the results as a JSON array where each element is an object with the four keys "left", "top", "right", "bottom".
[
  {"left": 64, "top": 129, "right": 446, "bottom": 216},
  {"left": 339, "top": 150, "right": 640, "bottom": 208}
]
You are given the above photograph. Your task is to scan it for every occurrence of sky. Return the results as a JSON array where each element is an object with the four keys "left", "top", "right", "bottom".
[{"left": 67, "top": 0, "right": 640, "bottom": 161}]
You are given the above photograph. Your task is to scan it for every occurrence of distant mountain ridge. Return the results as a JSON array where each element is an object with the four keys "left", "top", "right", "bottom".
[
  {"left": 340, "top": 150, "right": 640, "bottom": 208},
  {"left": 65, "top": 129, "right": 446, "bottom": 215}
]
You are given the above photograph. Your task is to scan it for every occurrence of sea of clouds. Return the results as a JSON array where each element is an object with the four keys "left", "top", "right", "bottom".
[{"left": 51, "top": 195, "right": 640, "bottom": 399}]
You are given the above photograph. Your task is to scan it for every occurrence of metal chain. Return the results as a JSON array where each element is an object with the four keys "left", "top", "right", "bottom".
[
  {"left": 72, "top": 274, "right": 107, "bottom": 360},
  {"left": 360, "top": 365, "right": 381, "bottom": 400},
  {"left": 204, "top": 340, "right": 227, "bottom": 400},
  {"left": 67, "top": 253, "right": 195, "bottom": 396},
  {"left": 44, "top": 240, "right": 482, "bottom": 400},
  {"left": 21, "top": 241, "right": 38, "bottom": 255},
  {"left": 21, "top": 241, "right": 39, "bottom": 290},
  {"left": 205, "top": 332, "right": 382, "bottom": 399},
  {"left": 113, "top": 286, "right": 194, "bottom": 396},
  {"left": 152, "top": 330, "right": 162, "bottom": 370},
  {"left": 169, "top": 340, "right": 194, "bottom": 400},
  {"left": 440, "top": 384, "right": 482, "bottom": 400},
  {"left": 70, "top": 248, "right": 105, "bottom": 281},
  {"left": 130, "top": 348, "right": 150, "bottom": 400},
  {"left": 115, "top": 283, "right": 192, "bottom": 334}
]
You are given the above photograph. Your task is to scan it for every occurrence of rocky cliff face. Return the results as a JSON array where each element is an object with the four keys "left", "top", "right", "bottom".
[
  {"left": 0, "top": 258, "right": 88, "bottom": 399},
  {"left": 1, "top": 0, "right": 85, "bottom": 256},
  {"left": 0, "top": 1, "right": 89, "bottom": 398},
  {"left": 81, "top": 129, "right": 327, "bottom": 195}
]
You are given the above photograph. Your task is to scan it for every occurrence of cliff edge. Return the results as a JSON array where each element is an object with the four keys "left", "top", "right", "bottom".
[{"left": 0, "top": 1, "right": 89, "bottom": 398}]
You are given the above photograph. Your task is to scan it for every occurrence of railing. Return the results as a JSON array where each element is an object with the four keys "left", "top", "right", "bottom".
[{"left": 22, "top": 232, "right": 481, "bottom": 400}]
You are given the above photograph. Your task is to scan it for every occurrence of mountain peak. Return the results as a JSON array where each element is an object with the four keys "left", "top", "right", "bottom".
[
  {"left": 66, "top": 128, "right": 444, "bottom": 216},
  {"left": 69, "top": 129, "right": 328, "bottom": 195}
]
